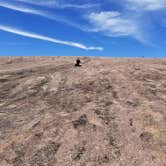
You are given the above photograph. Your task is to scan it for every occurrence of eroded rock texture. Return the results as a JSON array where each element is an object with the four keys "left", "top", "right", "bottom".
[{"left": 0, "top": 57, "right": 165, "bottom": 166}]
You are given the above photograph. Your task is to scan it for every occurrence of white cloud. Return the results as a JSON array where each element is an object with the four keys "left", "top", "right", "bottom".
[
  {"left": 15, "top": 0, "right": 58, "bottom": 8},
  {"left": 59, "top": 3, "right": 99, "bottom": 9},
  {"left": 0, "top": 1, "right": 84, "bottom": 30},
  {"left": 0, "top": 1, "right": 52, "bottom": 18},
  {"left": 127, "top": 0, "right": 166, "bottom": 11},
  {"left": 0, "top": 25, "right": 103, "bottom": 51},
  {"left": 15, "top": 0, "right": 98, "bottom": 9},
  {"left": 87, "top": 11, "right": 143, "bottom": 41}
]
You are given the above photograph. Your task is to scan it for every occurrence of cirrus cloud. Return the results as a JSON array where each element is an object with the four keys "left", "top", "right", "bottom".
[
  {"left": 126, "top": 0, "right": 166, "bottom": 11},
  {"left": 15, "top": 0, "right": 99, "bottom": 9},
  {"left": 0, "top": 1, "right": 84, "bottom": 30},
  {"left": 0, "top": 25, "right": 103, "bottom": 51}
]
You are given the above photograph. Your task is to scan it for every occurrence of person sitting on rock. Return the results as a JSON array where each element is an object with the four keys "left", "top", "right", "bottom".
[{"left": 75, "top": 58, "right": 81, "bottom": 67}]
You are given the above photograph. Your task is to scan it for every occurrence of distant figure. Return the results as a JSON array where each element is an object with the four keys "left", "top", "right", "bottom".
[{"left": 75, "top": 58, "right": 81, "bottom": 67}]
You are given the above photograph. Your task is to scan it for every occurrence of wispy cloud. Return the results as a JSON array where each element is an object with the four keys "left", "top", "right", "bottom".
[
  {"left": 15, "top": 0, "right": 58, "bottom": 8},
  {"left": 15, "top": 0, "right": 99, "bottom": 9},
  {"left": 86, "top": 11, "right": 144, "bottom": 42},
  {"left": 59, "top": 3, "right": 99, "bottom": 9},
  {"left": 0, "top": 1, "right": 52, "bottom": 18},
  {"left": 126, "top": 0, "right": 166, "bottom": 11},
  {"left": 0, "top": 1, "right": 84, "bottom": 30},
  {"left": 0, "top": 25, "right": 103, "bottom": 51}
]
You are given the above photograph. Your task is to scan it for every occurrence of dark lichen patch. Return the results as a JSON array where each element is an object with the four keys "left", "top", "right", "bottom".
[
  {"left": 0, "top": 78, "right": 8, "bottom": 83},
  {"left": 94, "top": 108, "right": 115, "bottom": 125},
  {"left": 129, "top": 118, "right": 133, "bottom": 126},
  {"left": 112, "top": 90, "right": 118, "bottom": 99},
  {"left": 10, "top": 144, "right": 26, "bottom": 166},
  {"left": 34, "top": 132, "right": 43, "bottom": 139},
  {"left": 13, "top": 156, "right": 24, "bottom": 166},
  {"left": 72, "top": 115, "right": 88, "bottom": 129},
  {"left": 72, "top": 145, "right": 86, "bottom": 161},
  {"left": 97, "top": 155, "right": 110, "bottom": 165},
  {"left": 29, "top": 141, "right": 60, "bottom": 166},
  {"left": 139, "top": 132, "right": 153, "bottom": 143},
  {"left": 109, "top": 135, "right": 116, "bottom": 147}
]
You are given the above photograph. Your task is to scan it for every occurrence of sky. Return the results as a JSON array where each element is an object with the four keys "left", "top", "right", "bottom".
[{"left": 0, "top": 0, "right": 166, "bottom": 57}]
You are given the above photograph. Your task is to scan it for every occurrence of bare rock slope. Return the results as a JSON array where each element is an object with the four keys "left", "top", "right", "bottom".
[{"left": 0, "top": 57, "right": 165, "bottom": 166}]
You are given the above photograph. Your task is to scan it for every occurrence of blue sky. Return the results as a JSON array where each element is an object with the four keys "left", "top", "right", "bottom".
[{"left": 0, "top": 0, "right": 166, "bottom": 57}]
